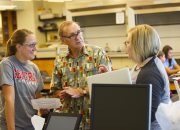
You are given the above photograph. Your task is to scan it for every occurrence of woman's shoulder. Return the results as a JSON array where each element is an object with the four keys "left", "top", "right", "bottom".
[
  {"left": 0, "top": 56, "right": 15, "bottom": 66},
  {"left": 171, "top": 57, "right": 177, "bottom": 64},
  {"left": 28, "top": 61, "right": 39, "bottom": 70},
  {"left": 138, "top": 58, "right": 164, "bottom": 80}
]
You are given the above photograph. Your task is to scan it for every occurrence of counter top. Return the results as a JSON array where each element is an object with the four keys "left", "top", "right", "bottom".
[
  {"left": 107, "top": 52, "right": 128, "bottom": 58},
  {"left": 34, "top": 50, "right": 180, "bottom": 59},
  {"left": 173, "top": 52, "right": 180, "bottom": 59},
  {"left": 108, "top": 51, "right": 180, "bottom": 59}
]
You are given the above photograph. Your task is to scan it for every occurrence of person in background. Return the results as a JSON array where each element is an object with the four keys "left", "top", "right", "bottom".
[
  {"left": 162, "top": 45, "right": 180, "bottom": 75},
  {"left": 0, "top": 29, "right": 44, "bottom": 130},
  {"left": 51, "top": 21, "right": 112, "bottom": 130},
  {"left": 125, "top": 24, "right": 171, "bottom": 130},
  {"left": 157, "top": 51, "right": 166, "bottom": 63}
]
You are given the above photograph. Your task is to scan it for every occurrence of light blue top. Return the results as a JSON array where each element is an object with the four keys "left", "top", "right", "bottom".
[{"left": 164, "top": 57, "right": 177, "bottom": 69}]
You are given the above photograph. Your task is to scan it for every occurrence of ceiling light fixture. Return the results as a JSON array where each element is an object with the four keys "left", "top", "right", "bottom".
[
  {"left": 11, "top": 0, "right": 34, "bottom": 1},
  {"left": 0, "top": 5, "right": 17, "bottom": 10},
  {"left": 45, "top": 0, "right": 72, "bottom": 2},
  {"left": 11, "top": 0, "right": 72, "bottom": 2}
]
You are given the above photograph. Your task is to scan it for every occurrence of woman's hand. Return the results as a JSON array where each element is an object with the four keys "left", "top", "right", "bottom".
[
  {"left": 55, "top": 90, "right": 68, "bottom": 99},
  {"left": 39, "top": 108, "right": 50, "bottom": 116}
]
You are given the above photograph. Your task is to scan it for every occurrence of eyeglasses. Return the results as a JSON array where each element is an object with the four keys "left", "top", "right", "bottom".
[
  {"left": 24, "top": 42, "right": 37, "bottom": 48},
  {"left": 62, "top": 30, "right": 82, "bottom": 39}
]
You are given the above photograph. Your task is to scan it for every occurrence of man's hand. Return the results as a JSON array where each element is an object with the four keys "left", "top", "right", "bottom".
[
  {"left": 62, "top": 87, "right": 84, "bottom": 98},
  {"left": 98, "top": 65, "right": 108, "bottom": 73}
]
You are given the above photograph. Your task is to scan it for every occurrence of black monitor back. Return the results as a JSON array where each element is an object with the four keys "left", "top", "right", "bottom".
[
  {"left": 43, "top": 112, "right": 82, "bottom": 130},
  {"left": 90, "top": 84, "right": 152, "bottom": 130}
]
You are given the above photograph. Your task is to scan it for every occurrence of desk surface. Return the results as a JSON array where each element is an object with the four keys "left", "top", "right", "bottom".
[
  {"left": 170, "top": 81, "right": 180, "bottom": 91},
  {"left": 169, "top": 75, "right": 180, "bottom": 91},
  {"left": 170, "top": 83, "right": 176, "bottom": 90},
  {"left": 44, "top": 83, "right": 51, "bottom": 90}
]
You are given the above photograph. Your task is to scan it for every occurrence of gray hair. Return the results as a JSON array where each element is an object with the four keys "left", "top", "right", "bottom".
[{"left": 58, "top": 21, "right": 80, "bottom": 37}]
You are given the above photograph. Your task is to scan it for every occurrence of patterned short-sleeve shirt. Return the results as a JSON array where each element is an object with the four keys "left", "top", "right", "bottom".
[{"left": 51, "top": 44, "right": 112, "bottom": 124}]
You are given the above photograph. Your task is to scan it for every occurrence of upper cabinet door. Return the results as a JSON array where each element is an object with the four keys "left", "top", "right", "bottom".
[{"left": 1, "top": 11, "right": 17, "bottom": 44}]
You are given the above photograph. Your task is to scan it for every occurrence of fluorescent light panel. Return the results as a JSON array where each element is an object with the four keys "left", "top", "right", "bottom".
[
  {"left": 45, "top": 0, "right": 72, "bottom": 2},
  {"left": 11, "top": 0, "right": 33, "bottom": 1},
  {"left": 0, "top": 5, "right": 17, "bottom": 10},
  {"left": 11, "top": 0, "right": 72, "bottom": 2}
]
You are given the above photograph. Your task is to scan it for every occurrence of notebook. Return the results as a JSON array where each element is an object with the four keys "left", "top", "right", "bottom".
[
  {"left": 87, "top": 67, "right": 132, "bottom": 98},
  {"left": 43, "top": 112, "right": 82, "bottom": 130}
]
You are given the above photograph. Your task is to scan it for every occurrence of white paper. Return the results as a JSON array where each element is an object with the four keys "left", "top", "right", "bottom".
[
  {"left": 156, "top": 101, "right": 180, "bottom": 130},
  {"left": 174, "top": 80, "right": 180, "bottom": 98},
  {"left": 172, "top": 77, "right": 180, "bottom": 80},
  {"left": 31, "top": 98, "right": 62, "bottom": 110},
  {"left": 116, "top": 12, "right": 125, "bottom": 24},
  {"left": 31, "top": 115, "right": 45, "bottom": 130},
  {"left": 57, "top": 45, "right": 68, "bottom": 56},
  {"left": 87, "top": 68, "right": 132, "bottom": 98}
]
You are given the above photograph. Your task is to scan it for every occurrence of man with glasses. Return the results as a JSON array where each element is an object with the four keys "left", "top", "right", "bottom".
[{"left": 51, "top": 21, "right": 112, "bottom": 130}]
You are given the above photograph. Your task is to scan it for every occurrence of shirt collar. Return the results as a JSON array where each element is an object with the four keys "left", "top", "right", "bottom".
[
  {"left": 135, "top": 56, "right": 154, "bottom": 70},
  {"left": 66, "top": 45, "right": 91, "bottom": 58}
]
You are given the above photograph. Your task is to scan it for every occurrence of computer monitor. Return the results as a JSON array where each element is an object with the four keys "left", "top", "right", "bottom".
[
  {"left": 90, "top": 84, "right": 152, "bottom": 130},
  {"left": 43, "top": 112, "right": 82, "bottom": 130}
]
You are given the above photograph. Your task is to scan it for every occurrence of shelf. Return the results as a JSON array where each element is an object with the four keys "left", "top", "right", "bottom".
[
  {"left": 38, "top": 15, "right": 66, "bottom": 42},
  {"left": 37, "top": 27, "right": 58, "bottom": 41},
  {"left": 107, "top": 52, "right": 128, "bottom": 58},
  {"left": 39, "top": 16, "right": 66, "bottom": 22},
  {"left": 38, "top": 28, "right": 58, "bottom": 33},
  {"left": 174, "top": 52, "right": 180, "bottom": 59}
]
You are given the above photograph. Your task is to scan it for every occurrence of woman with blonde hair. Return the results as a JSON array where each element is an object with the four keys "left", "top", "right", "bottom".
[{"left": 125, "top": 24, "right": 171, "bottom": 130}]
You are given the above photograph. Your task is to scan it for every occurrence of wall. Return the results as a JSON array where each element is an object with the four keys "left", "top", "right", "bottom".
[
  {"left": 14, "top": 1, "right": 180, "bottom": 51},
  {"left": 65, "top": 0, "right": 126, "bottom": 10},
  {"left": 153, "top": 25, "right": 180, "bottom": 52},
  {"left": 43, "top": 2, "right": 64, "bottom": 15},
  {"left": 0, "top": 13, "right": 2, "bottom": 28},
  {"left": 16, "top": 2, "right": 36, "bottom": 33},
  {"left": 83, "top": 25, "right": 127, "bottom": 52},
  {"left": 42, "top": 2, "right": 65, "bottom": 43},
  {"left": 16, "top": 1, "right": 65, "bottom": 44},
  {"left": 34, "top": 1, "right": 46, "bottom": 44},
  {"left": 16, "top": 1, "right": 46, "bottom": 44},
  {"left": 0, "top": 13, "right": 2, "bottom": 45},
  {"left": 82, "top": 24, "right": 180, "bottom": 52},
  {"left": 3, "top": 0, "right": 180, "bottom": 70}
]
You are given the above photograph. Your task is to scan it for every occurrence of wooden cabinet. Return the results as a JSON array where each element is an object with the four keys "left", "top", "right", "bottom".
[
  {"left": 32, "top": 58, "right": 54, "bottom": 76},
  {"left": 1, "top": 11, "right": 17, "bottom": 44},
  {"left": 32, "top": 58, "right": 55, "bottom": 90}
]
